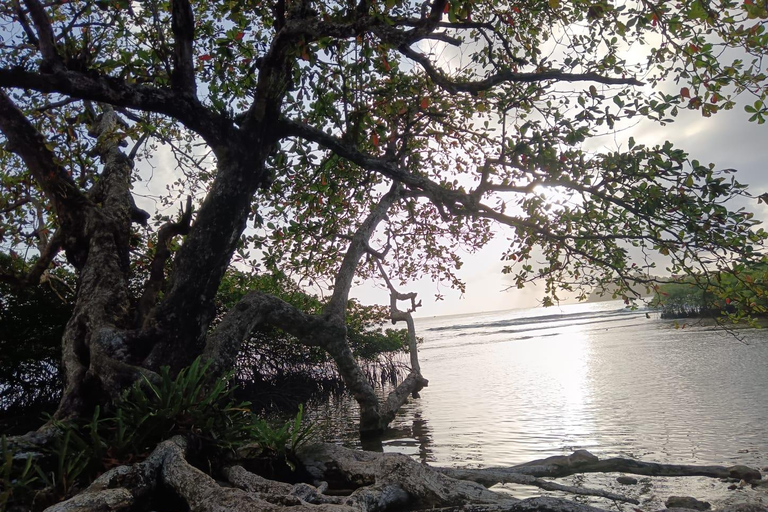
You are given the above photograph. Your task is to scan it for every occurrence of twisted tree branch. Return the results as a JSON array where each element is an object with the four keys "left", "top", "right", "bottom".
[
  {"left": 0, "top": 229, "right": 63, "bottom": 289},
  {"left": 0, "top": 68, "right": 233, "bottom": 150},
  {"left": 137, "top": 196, "right": 193, "bottom": 327},
  {"left": 399, "top": 45, "right": 643, "bottom": 95},
  {"left": 325, "top": 182, "right": 402, "bottom": 320}
]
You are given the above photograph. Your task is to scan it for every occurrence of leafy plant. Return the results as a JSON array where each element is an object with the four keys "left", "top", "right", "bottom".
[
  {"left": 113, "top": 358, "right": 256, "bottom": 456},
  {"left": 250, "top": 404, "right": 315, "bottom": 456},
  {"left": 247, "top": 404, "right": 315, "bottom": 471},
  {"left": 1, "top": 436, "right": 38, "bottom": 511},
  {"left": 0, "top": 254, "right": 73, "bottom": 433},
  {"left": 33, "top": 425, "right": 92, "bottom": 498},
  {"left": 1, "top": 358, "right": 318, "bottom": 511}
]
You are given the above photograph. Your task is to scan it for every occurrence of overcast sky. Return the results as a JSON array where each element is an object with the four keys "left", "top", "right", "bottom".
[
  {"left": 129, "top": 91, "right": 768, "bottom": 319},
  {"left": 351, "top": 101, "right": 768, "bottom": 318},
  {"left": 346, "top": 32, "right": 768, "bottom": 318},
  {"left": 126, "top": 36, "right": 768, "bottom": 320}
]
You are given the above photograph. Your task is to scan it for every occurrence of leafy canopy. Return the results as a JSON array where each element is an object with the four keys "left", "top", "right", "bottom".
[{"left": 0, "top": 0, "right": 766, "bottom": 311}]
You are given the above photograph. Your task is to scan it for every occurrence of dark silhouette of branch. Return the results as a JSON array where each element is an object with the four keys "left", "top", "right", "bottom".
[
  {"left": 0, "top": 229, "right": 62, "bottom": 289},
  {"left": 21, "top": 0, "right": 63, "bottom": 71},
  {"left": 0, "top": 68, "right": 233, "bottom": 150},
  {"left": 170, "top": 0, "right": 196, "bottom": 94},
  {"left": 32, "top": 98, "right": 78, "bottom": 113},
  {"left": 399, "top": 45, "right": 643, "bottom": 95},
  {"left": 12, "top": 0, "right": 39, "bottom": 47},
  {"left": 137, "top": 196, "right": 193, "bottom": 327},
  {"left": 0, "top": 90, "right": 89, "bottom": 220},
  {"left": 0, "top": 196, "right": 32, "bottom": 215},
  {"left": 279, "top": 117, "right": 606, "bottom": 242}
]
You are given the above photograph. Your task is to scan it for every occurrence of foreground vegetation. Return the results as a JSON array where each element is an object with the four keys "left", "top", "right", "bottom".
[
  {"left": 2, "top": 359, "right": 317, "bottom": 511},
  {"left": 4, "top": 358, "right": 765, "bottom": 512}
]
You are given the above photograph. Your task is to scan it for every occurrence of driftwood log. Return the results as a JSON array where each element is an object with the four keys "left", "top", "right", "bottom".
[{"left": 41, "top": 439, "right": 766, "bottom": 512}]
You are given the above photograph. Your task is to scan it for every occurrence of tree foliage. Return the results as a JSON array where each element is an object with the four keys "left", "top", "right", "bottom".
[{"left": 0, "top": 0, "right": 766, "bottom": 433}]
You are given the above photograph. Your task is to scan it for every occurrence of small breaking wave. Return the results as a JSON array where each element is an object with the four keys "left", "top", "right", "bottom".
[{"left": 425, "top": 305, "right": 648, "bottom": 333}]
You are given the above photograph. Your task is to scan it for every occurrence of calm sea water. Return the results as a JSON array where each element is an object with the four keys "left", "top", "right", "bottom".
[{"left": 311, "top": 301, "right": 768, "bottom": 474}]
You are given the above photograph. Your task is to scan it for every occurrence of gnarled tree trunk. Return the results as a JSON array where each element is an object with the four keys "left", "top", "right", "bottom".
[{"left": 0, "top": 6, "right": 425, "bottom": 432}]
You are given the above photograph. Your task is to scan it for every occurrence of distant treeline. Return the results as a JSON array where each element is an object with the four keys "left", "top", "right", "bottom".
[
  {"left": 584, "top": 264, "right": 768, "bottom": 319},
  {"left": 650, "top": 264, "right": 768, "bottom": 319}
]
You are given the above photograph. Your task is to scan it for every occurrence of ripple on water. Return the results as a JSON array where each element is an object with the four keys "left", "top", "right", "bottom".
[{"left": 309, "top": 301, "right": 768, "bottom": 494}]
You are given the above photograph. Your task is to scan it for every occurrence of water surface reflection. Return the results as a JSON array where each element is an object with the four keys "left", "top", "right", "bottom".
[{"left": 309, "top": 302, "right": 768, "bottom": 473}]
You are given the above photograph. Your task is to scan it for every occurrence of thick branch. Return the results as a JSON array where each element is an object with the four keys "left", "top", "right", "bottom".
[
  {"left": 204, "top": 290, "right": 384, "bottom": 432},
  {"left": 12, "top": 0, "right": 39, "bottom": 47},
  {"left": 170, "top": 0, "right": 197, "bottom": 94},
  {"left": 203, "top": 290, "right": 332, "bottom": 376},
  {"left": 325, "top": 182, "right": 401, "bottom": 320},
  {"left": 21, "top": 0, "right": 63, "bottom": 71},
  {"left": 0, "top": 68, "right": 233, "bottom": 149},
  {"left": 399, "top": 45, "right": 643, "bottom": 95},
  {"left": 380, "top": 371, "right": 428, "bottom": 425},
  {"left": 136, "top": 196, "right": 193, "bottom": 327},
  {"left": 0, "top": 90, "right": 90, "bottom": 227},
  {"left": 274, "top": 0, "right": 286, "bottom": 31},
  {"left": 0, "top": 229, "right": 63, "bottom": 289}
]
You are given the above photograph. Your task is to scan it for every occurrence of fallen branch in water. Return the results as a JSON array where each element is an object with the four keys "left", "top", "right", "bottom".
[{"left": 437, "top": 449, "right": 762, "bottom": 483}]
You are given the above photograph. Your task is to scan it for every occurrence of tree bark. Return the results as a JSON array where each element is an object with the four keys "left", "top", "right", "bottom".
[
  {"left": 0, "top": 97, "right": 149, "bottom": 419},
  {"left": 139, "top": 127, "right": 284, "bottom": 373}
]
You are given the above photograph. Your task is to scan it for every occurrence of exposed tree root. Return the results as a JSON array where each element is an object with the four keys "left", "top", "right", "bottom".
[
  {"left": 424, "top": 497, "right": 631, "bottom": 512},
  {"left": 299, "top": 442, "right": 513, "bottom": 510},
  {"left": 40, "top": 441, "right": 765, "bottom": 512}
]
